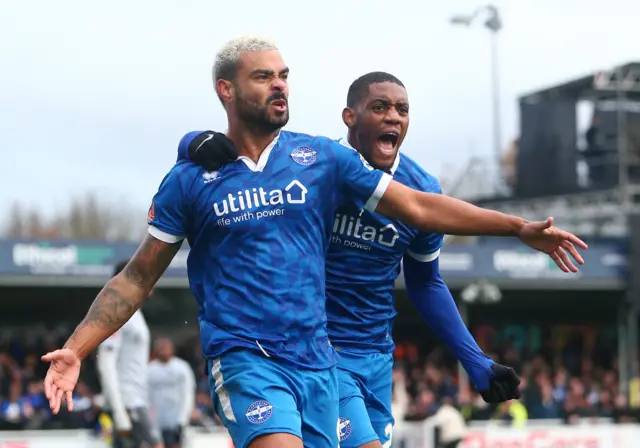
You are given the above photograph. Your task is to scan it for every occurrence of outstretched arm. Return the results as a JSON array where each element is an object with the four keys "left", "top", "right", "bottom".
[
  {"left": 403, "top": 255, "right": 493, "bottom": 391},
  {"left": 377, "top": 180, "right": 525, "bottom": 237},
  {"left": 375, "top": 180, "right": 586, "bottom": 271},
  {"left": 63, "top": 235, "right": 181, "bottom": 359}
]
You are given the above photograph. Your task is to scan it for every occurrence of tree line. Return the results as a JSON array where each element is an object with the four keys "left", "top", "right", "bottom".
[{"left": 2, "top": 192, "right": 146, "bottom": 241}]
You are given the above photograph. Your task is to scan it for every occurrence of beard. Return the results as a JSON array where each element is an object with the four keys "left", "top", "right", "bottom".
[{"left": 235, "top": 85, "right": 289, "bottom": 134}]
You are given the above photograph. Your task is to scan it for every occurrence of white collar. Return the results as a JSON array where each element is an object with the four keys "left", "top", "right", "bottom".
[
  {"left": 337, "top": 136, "right": 400, "bottom": 175},
  {"left": 235, "top": 132, "right": 281, "bottom": 172}
]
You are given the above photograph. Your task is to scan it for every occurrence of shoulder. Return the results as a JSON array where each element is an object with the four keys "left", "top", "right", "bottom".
[
  {"left": 277, "top": 131, "right": 355, "bottom": 171},
  {"left": 273, "top": 130, "right": 325, "bottom": 156},
  {"left": 159, "top": 159, "right": 211, "bottom": 195},
  {"left": 173, "top": 357, "right": 191, "bottom": 369},
  {"left": 175, "top": 358, "right": 194, "bottom": 375},
  {"left": 280, "top": 130, "right": 345, "bottom": 154},
  {"left": 278, "top": 129, "right": 316, "bottom": 144},
  {"left": 396, "top": 154, "right": 441, "bottom": 194},
  {"left": 169, "top": 159, "right": 208, "bottom": 178}
]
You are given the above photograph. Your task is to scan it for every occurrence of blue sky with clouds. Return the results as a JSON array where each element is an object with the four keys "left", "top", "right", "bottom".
[{"left": 1, "top": 0, "right": 637, "bottom": 223}]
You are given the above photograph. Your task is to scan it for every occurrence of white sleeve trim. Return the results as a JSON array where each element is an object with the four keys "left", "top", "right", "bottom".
[
  {"left": 406, "top": 248, "right": 440, "bottom": 263},
  {"left": 364, "top": 173, "right": 393, "bottom": 212},
  {"left": 148, "top": 225, "right": 185, "bottom": 243}
]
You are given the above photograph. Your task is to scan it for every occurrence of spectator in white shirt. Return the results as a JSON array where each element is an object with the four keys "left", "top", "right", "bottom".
[{"left": 148, "top": 337, "right": 195, "bottom": 448}]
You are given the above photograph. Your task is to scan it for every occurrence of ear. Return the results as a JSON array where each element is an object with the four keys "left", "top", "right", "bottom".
[
  {"left": 342, "top": 107, "right": 356, "bottom": 128},
  {"left": 216, "top": 79, "right": 234, "bottom": 105}
]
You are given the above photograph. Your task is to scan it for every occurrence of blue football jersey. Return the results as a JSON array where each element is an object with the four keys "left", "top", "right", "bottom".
[
  {"left": 325, "top": 138, "right": 443, "bottom": 353},
  {"left": 148, "top": 130, "right": 390, "bottom": 369}
]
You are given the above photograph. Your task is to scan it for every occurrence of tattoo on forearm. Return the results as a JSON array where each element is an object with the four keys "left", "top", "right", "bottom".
[
  {"left": 64, "top": 284, "right": 141, "bottom": 352},
  {"left": 65, "top": 235, "right": 181, "bottom": 353},
  {"left": 83, "top": 287, "right": 139, "bottom": 328},
  {"left": 121, "top": 235, "right": 180, "bottom": 289}
]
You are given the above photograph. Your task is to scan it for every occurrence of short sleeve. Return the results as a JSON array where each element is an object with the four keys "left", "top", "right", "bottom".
[
  {"left": 147, "top": 164, "right": 191, "bottom": 244},
  {"left": 329, "top": 140, "right": 392, "bottom": 212},
  {"left": 406, "top": 177, "right": 444, "bottom": 262},
  {"left": 99, "top": 329, "right": 123, "bottom": 352}
]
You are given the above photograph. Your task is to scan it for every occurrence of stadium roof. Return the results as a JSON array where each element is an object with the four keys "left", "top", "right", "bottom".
[{"left": 520, "top": 61, "right": 640, "bottom": 102}]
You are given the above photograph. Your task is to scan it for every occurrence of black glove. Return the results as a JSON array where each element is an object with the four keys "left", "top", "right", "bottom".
[
  {"left": 188, "top": 131, "right": 237, "bottom": 171},
  {"left": 479, "top": 363, "right": 521, "bottom": 403}
]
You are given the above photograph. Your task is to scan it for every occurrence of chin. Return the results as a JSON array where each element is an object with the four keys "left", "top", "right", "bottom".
[
  {"left": 261, "top": 117, "right": 288, "bottom": 132},
  {"left": 270, "top": 114, "right": 289, "bottom": 127},
  {"left": 372, "top": 153, "right": 398, "bottom": 169}
]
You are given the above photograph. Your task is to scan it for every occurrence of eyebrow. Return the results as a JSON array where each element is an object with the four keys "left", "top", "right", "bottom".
[
  {"left": 249, "top": 67, "right": 290, "bottom": 77},
  {"left": 370, "top": 98, "right": 409, "bottom": 105}
]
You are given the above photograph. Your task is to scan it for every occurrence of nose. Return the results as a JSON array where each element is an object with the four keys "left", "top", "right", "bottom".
[
  {"left": 384, "top": 108, "right": 402, "bottom": 124},
  {"left": 271, "top": 77, "right": 287, "bottom": 92}
]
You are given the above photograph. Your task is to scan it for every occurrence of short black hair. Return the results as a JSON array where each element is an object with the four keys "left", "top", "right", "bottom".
[
  {"left": 112, "top": 259, "right": 129, "bottom": 278},
  {"left": 346, "top": 72, "right": 405, "bottom": 108}
]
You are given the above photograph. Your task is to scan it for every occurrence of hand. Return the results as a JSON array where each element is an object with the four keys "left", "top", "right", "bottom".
[
  {"left": 188, "top": 131, "right": 237, "bottom": 171},
  {"left": 479, "top": 363, "right": 521, "bottom": 403},
  {"left": 517, "top": 217, "right": 588, "bottom": 272},
  {"left": 41, "top": 349, "right": 81, "bottom": 414}
]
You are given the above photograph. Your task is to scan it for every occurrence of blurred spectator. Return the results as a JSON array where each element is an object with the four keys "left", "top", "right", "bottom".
[
  {"left": 612, "top": 393, "right": 639, "bottom": 423},
  {"left": 406, "top": 389, "right": 438, "bottom": 421},
  {"left": 149, "top": 337, "right": 196, "bottom": 448},
  {"left": 0, "top": 324, "right": 637, "bottom": 437},
  {"left": 529, "top": 373, "right": 560, "bottom": 419},
  {"left": 391, "top": 336, "right": 630, "bottom": 427},
  {"left": 391, "top": 367, "right": 409, "bottom": 423},
  {"left": 391, "top": 367, "right": 410, "bottom": 444},
  {"left": 429, "top": 396, "right": 467, "bottom": 448},
  {"left": 0, "top": 326, "right": 223, "bottom": 437},
  {"left": 493, "top": 400, "right": 528, "bottom": 428}
]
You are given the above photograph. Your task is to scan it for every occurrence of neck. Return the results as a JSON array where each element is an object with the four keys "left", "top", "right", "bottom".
[
  {"left": 227, "top": 119, "right": 279, "bottom": 164},
  {"left": 347, "top": 130, "right": 359, "bottom": 153}
]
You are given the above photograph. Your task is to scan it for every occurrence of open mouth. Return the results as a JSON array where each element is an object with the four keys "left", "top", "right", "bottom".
[
  {"left": 270, "top": 99, "right": 287, "bottom": 112},
  {"left": 377, "top": 132, "right": 399, "bottom": 153}
]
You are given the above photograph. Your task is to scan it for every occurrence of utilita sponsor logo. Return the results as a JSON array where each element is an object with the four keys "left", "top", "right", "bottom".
[
  {"left": 331, "top": 213, "right": 399, "bottom": 249},
  {"left": 213, "top": 180, "right": 307, "bottom": 217},
  {"left": 213, "top": 180, "right": 308, "bottom": 227}
]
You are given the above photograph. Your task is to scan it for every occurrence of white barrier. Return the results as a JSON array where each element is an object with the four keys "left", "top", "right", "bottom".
[
  {"left": 461, "top": 424, "right": 639, "bottom": 448},
  {"left": 0, "top": 429, "right": 231, "bottom": 448},
  {"left": 396, "top": 421, "right": 640, "bottom": 448},
  {"left": 186, "top": 430, "right": 230, "bottom": 448},
  {"left": 0, "top": 430, "right": 106, "bottom": 448},
  {"left": 3, "top": 424, "right": 640, "bottom": 448}
]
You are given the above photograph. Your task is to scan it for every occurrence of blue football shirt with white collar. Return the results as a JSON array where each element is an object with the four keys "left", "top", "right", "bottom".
[
  {"left": 148, "top": 130, "right": 391, "bottom": 369},
  {"left": 325, "top": 138, "right": 444, "bottom": 354}
]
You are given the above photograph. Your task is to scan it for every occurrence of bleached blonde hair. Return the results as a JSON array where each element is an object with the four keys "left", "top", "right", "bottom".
[{"left": 213, "top": 36, "right": 279, "bottom": 102}]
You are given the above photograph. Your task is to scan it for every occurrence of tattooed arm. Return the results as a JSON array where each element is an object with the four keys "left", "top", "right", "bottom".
[{"left": 63, "top": 234, "right": 182, "bottom": 360}]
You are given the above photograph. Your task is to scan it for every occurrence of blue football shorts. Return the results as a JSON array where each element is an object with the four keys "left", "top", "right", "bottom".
[
  {"left": 336, "top": 350, "right": 394, "bottom": 448},
  {"left": 207, "top": 348, "right": 340, "bottom": 448}
]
